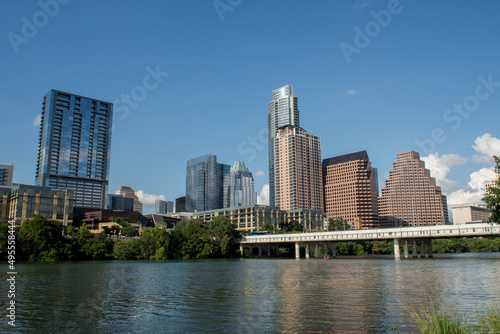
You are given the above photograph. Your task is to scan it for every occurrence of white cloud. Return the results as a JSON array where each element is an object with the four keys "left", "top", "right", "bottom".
[
  {"left": 447, "top": 167, "right": 497, "bottom": 206},
  {"left": 344, "top": 89, "right": 357, "bottom": 96},
  {"left": 135, "top": 190, "right": 166, "bottom": 207},
  {"left": 257, "top": 184, "right": 269, "bottom": 205},
  {"left": 472, "top": 133, "right": 500, "bottom": 163},
  {"left": 422, "top": 153, "right": 467, "bottom": 192},
  {"left": 254, "top": 171, "right": 265, "bottom": 178},
  {"left": 32, "top": 114, "right": 41, "bottom": 127}
]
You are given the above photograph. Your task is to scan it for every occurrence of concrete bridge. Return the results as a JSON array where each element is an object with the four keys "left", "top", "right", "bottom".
[{"left": 239, "top": 223, "right": 500, "bottom": 259}]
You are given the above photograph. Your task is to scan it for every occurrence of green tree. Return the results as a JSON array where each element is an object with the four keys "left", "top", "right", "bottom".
[
  {"left": 482, "top": 156, "right": 500, "bottom": 223},
  {"left": 261, "top": 221, "right": 274, "bottom": 233},
  {"left": 209, "top": 216, "right": 240, "bottom": 257},
  {"left": 121, "top": 225, "right": 138, "bottom": 237},
  {"left": 327, "top": 217, "right": 349, "bottom": 231},
  {"left": 281, "top": 220, "right": 303, "bottom": 233}
]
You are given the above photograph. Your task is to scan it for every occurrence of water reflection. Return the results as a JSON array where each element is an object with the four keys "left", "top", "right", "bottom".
[{"left": 7, "top": 253, "right": 500, "bottom": 333}]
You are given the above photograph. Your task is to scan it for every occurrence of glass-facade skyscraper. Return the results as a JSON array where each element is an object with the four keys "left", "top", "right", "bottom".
[
  {"left": 35, "top": 90, "right": 113, "bottom": 208},
  {"left": 229, "top": 161, "right": 257, "bottom": 207},
  {"left": 185, "top": 154, "right": 230, "bottom": 212},
  {"left": 268, "top": 85, "right": 299, "bottom": 207}
]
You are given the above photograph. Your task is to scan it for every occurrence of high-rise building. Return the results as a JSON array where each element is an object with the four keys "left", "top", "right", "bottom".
[
  {"left": 115, "top": 186, "right": 143, "bottom": 213},
  {"left": 229, "top": 161, "right": 257, "bottom": 207},
  {"left": 268, "top": 85, "right": 299, "bottom": 207},
  {"left": 0, "top": 164, "right": 14, "bottom": 187},
  {"left": 379, "top": 151, "right": 449, "bottom": 226},
  {"left": 155, "top": 200, "right": 173, "bottom": 214},
  {"left": 185, "top": 154, "right": 230, "bottom": 212},
  {"left": 323, "top": 151, "right": 379, "bottom": 229},
  {"left": 175, "top": 196, "right": 186, "bottom": 213},
  {"left": 107, "top": 194, "right": 133, "bottom": 212},
  {"left": 451, "top": 205, "right": 490, "bottom": 225},
  {"left": 35, "top": 90, "right": 113, "bottom": 208},
  {"left": 274, "top": 125, "right": 323, "bottom": 211}
]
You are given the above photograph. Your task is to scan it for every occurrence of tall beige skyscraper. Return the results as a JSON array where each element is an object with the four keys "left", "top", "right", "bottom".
[
  {"left": 115, "top": 186, "right": 143, "bottom": 213},
  {"left": 274, "top": 125, "right": 323, "bottom": 211},
  {"left": 379, "top": 151, "right": 449, "bottom": 226},
  {"left": 323, "top": 151, "right": 379, "bottom": 229}
]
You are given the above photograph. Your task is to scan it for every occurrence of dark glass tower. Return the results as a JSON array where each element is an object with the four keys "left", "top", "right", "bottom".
[{"left": 35, "top": 90, "right": 113, "bottom": 208}]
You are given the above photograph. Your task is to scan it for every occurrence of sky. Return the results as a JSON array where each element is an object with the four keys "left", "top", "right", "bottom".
[{"left": 1, "top": 0, "right": 500, "bottom": 215}]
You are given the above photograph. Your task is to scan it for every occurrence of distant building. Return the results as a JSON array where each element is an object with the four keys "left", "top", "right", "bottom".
[
  {"left": 0, "top": 163, "right": 14, "bottom": 187},
  {"left": 107, "top": 194, "right": 134, "bottom": 211},
  {"left": 155, "top": 200, "right": 173, "bottom": 214},
  {"left": 81, "top": 209, "right": 150, "bottom": 228},
  {"left": 229, "top": 161, "right": 257, "bottom": 207},
  {"left": 379, "top": 151, "right": 449, "bottom": 226},
  {"left": 175, "top": 196, "right": 186, "bottom": 213},
  {"left": 274, "top": 125, "right": 323, "bottom": 211},
  {"left": 451, "top": 205, "right": 490, "bottom": 225},
  {"left": 323, "top": 151, "right": 379, "bottom": 229},
  {"left": 115, "top": 186, "right": 143, "bottom": 213},
  {"left": 144, "top": 214, "right": 181, "bottom": 229},
  {"left": 0, "top": 184, "right": 74, "bottom": 226},
  {"left": 185, "top": 154, "right": 230, "bottom": 212},
  {"left": 194, "top": 205, "right": 324, "bottom": 232},
  {"left": 35, "top": 90, "right": 113, "bottom": 208}
]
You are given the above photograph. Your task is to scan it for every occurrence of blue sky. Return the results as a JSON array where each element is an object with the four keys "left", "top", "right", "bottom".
[{"left": 1, "top": 0, "right": 499, "bottom": 214}]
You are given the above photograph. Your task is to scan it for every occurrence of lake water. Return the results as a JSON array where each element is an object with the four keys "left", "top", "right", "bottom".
[{"left": 4, "top": 253, "right": 500, "bottom": 333}]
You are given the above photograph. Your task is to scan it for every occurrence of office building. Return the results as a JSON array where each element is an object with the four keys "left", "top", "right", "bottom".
[
  {"left": 229, "top": 161, "right": 257, "bottom": 207},
  {"left": 0, "top": 164, "right": 14, "bottom": 187},
  {"left": 175, "top": 196, "right": 186, "bottom": 213},
  {"left": 185, "top": 154, "right": 230, "bottom": 212},
  {"left": 268, "top": 85, "right": 299, "bottom": 207},
  {"left": 107, "top": 194, "right": 134, "bottom": 211},
  {"left": 155, "top": 200, "right": 174, "bottom": 214},
  {"left": 323, "top": 151, "right": 379, "bottom": 229},
  {"left": 35, "top": 90, "right": 113, "bottom": 208},
  {"left": 379, "top": 151, "right": 449, "bottom": 226},
  {"left": 451, "top": 205, "right": 490, "bottom": 225},
  {"left": 115, "top": 186, "right": 143, "bottom": 213},
  {"left": 0, "top": 184, "right": 74, "bottom": 225},
  {"left": 274, "top": 125, "right": 323, "bottom": 211}
]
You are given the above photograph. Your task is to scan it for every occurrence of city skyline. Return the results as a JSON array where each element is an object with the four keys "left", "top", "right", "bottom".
[{"left": 2, "top": 1, "right": 500, "bottom": 214}]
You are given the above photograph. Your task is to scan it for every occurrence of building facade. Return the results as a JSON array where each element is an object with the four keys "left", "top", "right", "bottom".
[
  {"left": 185, "top": 154, "right": 230, "bottom": 212},
  {"left": 175, "top": 196, "right": 186, "bottom": 213},
  {"left": 155, "top": 200, "right": 174, "bottom": 214},
  {"left": 451, "top": 205, "right": 490, "bottom": 224},
  {"left": 107, "top": 194, "right": 134, "bottom": 212},
  {"left": 379, "top": 151, "right": 449, "bottom": 226},
  {"left": 35, "top": 90, "right": 113, "bottom": 208},
  {"left": 0, "top": 164, "right": 14, "bottom": 187},
  {"left": 0, "top": 184, "right": 74, "bottom": 225},
  {"left": 268, "top": 85, "right": 299, "bottom": 207},
  {"left": 115, "top": 186, "right": 143, "bottom": 213},
  {"left": 323, "top": 151, "right": 379, "bottom": 229},
  {"left": 229, "top": 161, "right": 257, "bottom": 207},
  {"left": 274, "top": 125, "right": 323, "bottom": 211}
]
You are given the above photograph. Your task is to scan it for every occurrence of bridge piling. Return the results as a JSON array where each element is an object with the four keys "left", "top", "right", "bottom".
[
  {"left": 394, "top": 238, "right": 401, "bottom": 259},
  {"left": 412, "top": 240, "right": 418, "bottom": 258},
  {"left": 315, "top": 244, "right": 319, "bottom": 258},
  {"left": 295, "top": 242, "right": 300, "bottom": 259},
  {"left": 331, "top": 243, "right": 337, "bottom": 258}
]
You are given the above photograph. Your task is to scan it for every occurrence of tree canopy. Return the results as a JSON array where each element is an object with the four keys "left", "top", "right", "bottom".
[{"left": 483, "top": 156, "right": 500, "bottom": 223}]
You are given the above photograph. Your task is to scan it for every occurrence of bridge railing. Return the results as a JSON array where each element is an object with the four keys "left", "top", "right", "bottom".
[{"left": 240, "top": 223, "right": 500, "bottom": 244}]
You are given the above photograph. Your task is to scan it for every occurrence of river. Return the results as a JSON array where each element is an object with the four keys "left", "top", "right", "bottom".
[{"left": 4, "top": 252, "right": 500, "bottom": 333}]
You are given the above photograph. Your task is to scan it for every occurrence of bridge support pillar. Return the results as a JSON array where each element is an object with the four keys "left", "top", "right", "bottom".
[
  {"left": 420, "top": 240, "right": 425, "bottom": 258},
  {"left": 315, "top": 244, "right": 319, "bottom": 258},
  {"left": 267, "top": 244, "right": 271, "bottom": 257},
  {"left": 394, "top": 238, "right": 401, "bottom": 258},
  {"left": 295, "top": 242, "right": 300, "bottom": 259},
  {"left": 323, "top": 243, "right": 328, "bottom": 258},
  {"left": 305, "top": 245, "right": 310, "bottom": 259},
  {"left": 404, "top": 240, "right": 409, "bottom": 258},
  {"left": 240, "top": 244, "right": 243, "bottom": 255},
  {"left": 258, "top": 245, "right": 262, "bottom": 258},
  {"left": 427, "top": 240, "right": 433, "bottom": 258},
  {"left": 412, "top": 240, "right": 417, "bottom": 258},
  {"left": 331, "top": 243, "right": 336, "bottom": 258}
]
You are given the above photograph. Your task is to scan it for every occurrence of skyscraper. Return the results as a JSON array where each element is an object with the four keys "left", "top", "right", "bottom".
[
  {"left": 274, "top": 125, "right": 323, "bottom": 211},
  {"left": 379, "top": 151, "right": 449, "bottom": 226},
  {"left": 323, "top": 151, "right": 379, "bottom": 229},
  {"left": 268, "top": 85, "right": 299, "bottom": 207},
  {"left": 185, "top": 154, "right": 230, "bottom": 212},
  {"left": 0, "top": 164, "right": 14, "bottom": 187},
  {"left": 175, "top": 196, "right": 186, "bottom": 213},
  {"left": 35, "top": 90, "right": 112, "bottom": 208},
  {"left": 229, "top": 161, "right": 257, "bottom": 207},
  {"left": 155, "top": 199, "right": 174, "bottom": 214},
  {"left": 115, "top": 186, "right": 143, "bottom": 213}
]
